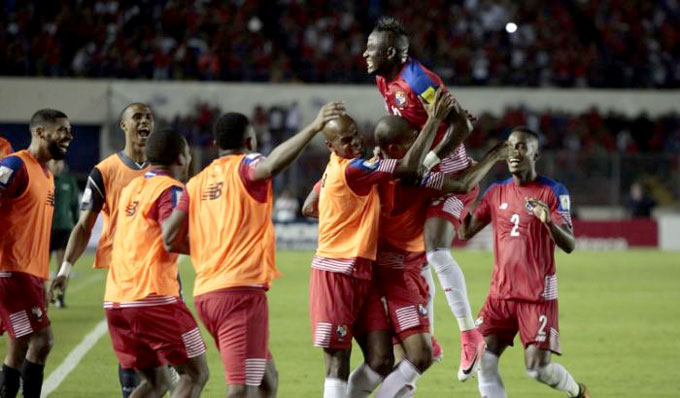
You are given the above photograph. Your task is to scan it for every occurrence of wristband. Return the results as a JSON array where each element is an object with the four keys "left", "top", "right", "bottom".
[
  {"left": 57, "top": 261, "right": 73, "bottom": 278},
  {"left": 423, "top": 151, "right": 441, "bottom": 171}
]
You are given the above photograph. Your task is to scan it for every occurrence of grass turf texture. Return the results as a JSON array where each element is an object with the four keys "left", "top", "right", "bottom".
[{"left": 2, "top": 250, "right": 678, "bottom": 397}]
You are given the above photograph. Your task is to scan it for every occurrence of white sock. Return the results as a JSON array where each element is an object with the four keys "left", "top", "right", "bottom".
[
  {"left": 478, "top": 351, "right": 507, "bottom": 398},
  {"left": 324, "top": 377, "right": 348, "bottom": 398},
  {"left": 426, "top": 249, "right": 475, "bottom": 331},
  {"left": 376, "top": 360, "right": 420, "bottom": 398},
  {"left": 347, "top": 363, "right": 383, "bottom": 397},
  {"left": 421, "top": 264, "right": 436, "bottom": 333},
  {"left": 527, "top": 363, "right": 580, "bottom": 397}
]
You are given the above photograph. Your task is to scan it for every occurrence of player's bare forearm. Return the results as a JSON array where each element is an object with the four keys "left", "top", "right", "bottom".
[
  {"left": 439, "top": 140, "right": 509, "bottom": 193},
  {"left": 63, "top": 210, "right": 98, "bottom": 265},
  {"left": 431, "top": 103, "right": 474, "bottom": 159},
  {"left": 252, "top": 102, "right": 345, "bottom": 180},
  {"left": 458, "top": 213, "right": 489, "bottom": 240},
  {"left": 162, "top": 209, "right": 190, "bottom": 254},
  {"left": 546, "top": 221, "right": 576, "bottom": 254},
  {"left": 301, "top": 189, "right": 319, "bottom": 219}
]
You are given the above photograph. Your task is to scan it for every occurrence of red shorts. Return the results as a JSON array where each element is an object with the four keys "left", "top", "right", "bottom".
[
  {"left": 0, "top": 272, "right": 50, "bottom": 338},
  {"left": 477, "top": 297, "right": 561, "bottom": 355},
  {"left": 105, "top": 300, "right": 206, "bottom": 369},
  {"left": 309, "top": 268, "right": 386, "bottom": 349},
  {"left": 195, "top": 288, "right": 270, "bottom": 386},
  {"left": 426, "top": 184, "right": 480, "bottom": 231}
]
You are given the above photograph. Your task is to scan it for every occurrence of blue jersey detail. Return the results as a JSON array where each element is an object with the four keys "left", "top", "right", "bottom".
[
  {"left": 170, "top": 186, "right": 184, "bottom": 207},
  {"left": 0, "top": 155, "right": 25, "bottom": 189},
  {"left": 244, "top": 153, "right": 264, "bottom": 166},
  {"left": 401, "top": 59, "right": 438, "bottom": 96},
  {"left": 538, "top": 176, "right": 571, "bottom": 213},
  {"left": 349, "top": 158, "right": 379, "bottom": 171}
]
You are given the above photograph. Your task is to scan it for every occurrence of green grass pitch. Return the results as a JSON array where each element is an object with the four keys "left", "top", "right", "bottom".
[{"left": 3, "top": 250, "right": 679, "bottom": 397}]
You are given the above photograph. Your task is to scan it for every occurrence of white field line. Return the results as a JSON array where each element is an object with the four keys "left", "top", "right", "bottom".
[{"left": 41, "top": 319, "right": 108, "bottom": 397}]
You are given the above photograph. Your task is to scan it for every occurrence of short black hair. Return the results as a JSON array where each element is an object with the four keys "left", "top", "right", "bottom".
[
  {"left": 145, "top": 128, "right": 186, "bottom": 166},
  {"left": 511, "top": 126, "right": 540, "bottom": 142},
  {"left": 119, "top": 102, "right": 151, "bottom": 123},
  {"left": 214, "top": 113, "right": 250, "bottom": 150},
  {"left": 29, "top": 109, "right": 68, "bottom": 130},
  {"left": 374, "top": 17, "right": 408, "bottom": 38}
]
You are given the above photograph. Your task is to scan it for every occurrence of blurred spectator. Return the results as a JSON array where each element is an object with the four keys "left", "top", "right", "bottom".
[
  {"left": 274, "top": 189, "right": 300, "bottom": 222},
  {"left": 626, "top": 182, "right": 657, "bottom": 218},
  {"left": 1, "top": 1, "right": 678, "bottom": 87}
]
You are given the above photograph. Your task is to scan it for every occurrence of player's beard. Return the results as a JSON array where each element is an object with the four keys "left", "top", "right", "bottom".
[{"left": 47, "top": 140, "right": 67, "bottom": 160}]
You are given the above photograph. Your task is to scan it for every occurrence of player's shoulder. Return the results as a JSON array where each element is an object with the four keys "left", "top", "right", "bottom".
[
  {"left": 243, "top": 152, "right": 265, "bottom": 166},
  {"left": 537, "top": 175, "right": 569, "bottom": 196},
  {"left": 0, "top": 154, "right": 25, "bottom": 185},
  {"left": 348, "top": 157, "right": 381, "bottom": 171},
  {"left": 483, "top": 177, "right": 512, "bottom": 197},
  {"left": 400, "top": 58, "right": 442, "bottom": 93}
]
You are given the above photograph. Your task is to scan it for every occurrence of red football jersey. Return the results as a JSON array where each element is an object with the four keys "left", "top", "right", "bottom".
[
  {"left": 474, "top": 176, "right": 572, "bottom": 302},
  {"left": 376, "top": 57, "right": 470, "bottom": 174}
]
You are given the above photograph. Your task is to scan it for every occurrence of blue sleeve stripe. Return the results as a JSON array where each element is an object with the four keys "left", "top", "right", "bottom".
[
  {"left": 402, "top": 60, "right": 437, "bottom": 95},
  {"left": 170, "top": 186, "right": 184, "bottom": 207},
  {"left": 0, "top": 155, "right": 24, "bottom": 188},
  {"left": 538, "top": 176, "right": 570, "bottom": 212}
]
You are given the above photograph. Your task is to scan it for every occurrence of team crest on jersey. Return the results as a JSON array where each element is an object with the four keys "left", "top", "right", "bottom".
[
  {"left": 395, "top": 91, "right": 407, "bottom": 108},
  {"left": 125, "top": 200, "right": 140, "bottom": 216},
  {"left": 31, "top": 306, "right": 43, "bottom": 321},
  {"left": 336, "top": 324, "right": 348, "bottom": 341},
  {"left": 418, "top": 304, "right": 428, "bottom": 316}
]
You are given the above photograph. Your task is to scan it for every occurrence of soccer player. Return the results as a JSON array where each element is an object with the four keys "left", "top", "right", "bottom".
[
  {"left": 308, "top": 88, "right": 452, "bottom": 398},
  {"left": 459, "top": 127, "right": 590, "bottom": 398},
  {"left": 50, "top": 102, "right": 154, "bottom": 397},
  {"left": 104, "top": 128, "right": 209, "bottom": 398},
  {"left": 0, "top": 109, "right": 73, "bottom": 398},
  {"left": 364, "top": 16, "right": 485, "bottom": 380},
  {"left": 0, "top": 136, "right": 13, "bottom": 157},
  {"left": 163, "top": 102, "right": 345, "bottom": 398},
  {"left": 47, "top": 160, "right": 80, "bottom": 308}
]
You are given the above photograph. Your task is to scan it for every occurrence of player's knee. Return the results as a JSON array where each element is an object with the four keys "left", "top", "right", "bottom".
[
  {"left": 367, "top": 350, "right": 394, "bottom": 377},
  {"left": 407, "top": 350, "right": 432, "bottom": 373},
  {"left": 426, "top": 250, "right": 453, "bottom": 274},
  {"left": 30, "top": 329, "right": 54, "bottom": 360},
  {"left": 194, "top": 362, "right": 210, "bottom": 388}
]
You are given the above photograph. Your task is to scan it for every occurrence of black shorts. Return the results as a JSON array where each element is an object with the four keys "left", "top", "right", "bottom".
[{"left": 50, "top": 229, "right": 71, "bottom": 252}]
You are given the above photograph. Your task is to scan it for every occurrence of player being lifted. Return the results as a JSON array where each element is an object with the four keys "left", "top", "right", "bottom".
[
  {"left": 459, "top": 127, "right": 590, "bottom": 398},
  {"left": 364, "top": 16, "right": 484, "bottom": 380},
  {"left": 0, "top": 109, "right": 73, "bottom": 398},
  {"left": 163, "top": 103, "right": 345, "bottom": 398},
  {"left": 105, "top": 128, "right": 209, "bottom": 398},
  {"left": 50, "top": 103, "right": 155, "bottom": 397},
  {"left": 307, "top": 89, "right": 451, "bottom": 398}
]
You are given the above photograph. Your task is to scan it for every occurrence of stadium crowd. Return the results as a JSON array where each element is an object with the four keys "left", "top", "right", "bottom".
[{"left": 1, "top": 0, "right": 679, "bottom": 87}]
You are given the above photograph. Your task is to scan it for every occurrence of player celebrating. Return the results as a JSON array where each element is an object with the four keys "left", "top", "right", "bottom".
[
  {"left": 364, "top": 16, "right": 484, "bottom": 381},
  {"left": 0, "top": 136, "right": 13, "bottom": 157},
  {"left": 309, "top": 89, "right": 451, "bottom": 398},
  {"left": 105, "top": 128, "right": 209, "bottom": 398},
  {"left": 0, "top": 109, "right": 73, "bottom": 398},
  {"left": 163, "top": 103, "right": 345, "bottom": 398},
  {"left": 459, "top": 127, "right": 590, "bottom": 398},
  {"left": 50, "top": 103, "right": 154, "bottom": 397}
]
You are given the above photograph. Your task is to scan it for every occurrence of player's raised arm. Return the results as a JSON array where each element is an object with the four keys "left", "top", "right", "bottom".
[
  {"left": 526, "top": 198, "right": 576, "bottom": 253},
  {"left": 250, "top": 102, "right": 345, "bottom": 181},
  {"left": 426, "top": 140, "right": 510, "bottom": 194},
  {"left": 395, "top": 87, "right": 453, "bottom": 175},
  {"left": 301, "top": 181, "right": 321, "bottom": 219},
  {"left": 458, "top": 185, "right": 495, "bottom": 240}
]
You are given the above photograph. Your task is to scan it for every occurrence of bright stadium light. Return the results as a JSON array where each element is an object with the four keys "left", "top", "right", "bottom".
[{"left": 506, "top": 22, "right": 518, "bottom": 33}]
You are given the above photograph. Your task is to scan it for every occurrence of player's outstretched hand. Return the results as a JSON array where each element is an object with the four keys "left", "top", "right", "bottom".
[
  {"left": 312, "top": 102, "right": 346, "bottom": 131},
  {"left": 48, "top": 276, "right": 67, "bottom": 304},
  {"left": 526, "top": 197, "right": 552, "bottom": 224}
]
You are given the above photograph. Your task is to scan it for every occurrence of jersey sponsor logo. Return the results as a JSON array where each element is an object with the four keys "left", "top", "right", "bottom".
[
  {"left": 125, "top": 200, "right": 140, "bottom": 216},
  {"left": 46, "top": 190, "right": 55, "bottom": 206},
  {"left": 201, "top": 182, "right": 223, "bottom": 200},
  {"left": 421, "top": 86, "right": 436, "bottom": 104},
  {"left": 395, "top": 91, "right": 407, "bottom": 107},
  {"left": 499, "top": 202, "right": 508, "bottom": 210},
  {"left": 559, "top": 195, "right": 571, "bottom": 211},
  {"left": 0, "top": 165, "right": 14, "bottom": 185}
]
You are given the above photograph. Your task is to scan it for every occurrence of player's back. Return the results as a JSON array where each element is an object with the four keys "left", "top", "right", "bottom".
[
  {"left": 90, "top": 153, "right": 149, "bottom": 269},
  {"left": 376, "top": 58, "right": 470, "bottom": 174},
  {"left": 185, "top": 154, "right": 277, "bottom": 297},
  {"left": 105, "top": 173, "right": 182, "bottom": 303},
  {"left": 378, "top": 181, "right": 430, "bottom": 254},
  {"left": 480, "top": 176, "right": 572, "bottom": 302},
  {"left": 0, "top": 150, "right": 54, "bottom": 279}
]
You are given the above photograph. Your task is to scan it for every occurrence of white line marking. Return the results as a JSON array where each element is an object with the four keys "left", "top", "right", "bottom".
[{"left": 41, "top": 319, "right": 108, "bottom": 397}]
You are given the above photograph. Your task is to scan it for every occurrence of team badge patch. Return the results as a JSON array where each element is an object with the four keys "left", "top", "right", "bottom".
[
  {"left": 475, "top": 317, "right": 484, "bottom": 327},
  {"left": 361, "top": 159, "right": 379, "bottom": 170},
  {"left": 395, "top": 91, "right": 407, "bottom": 107},
  {"left": 31, "top": 306, "right": 43, "bottom": 321},
  {"left": 559, "top": 195, "right": 571, "bottom": 211},
  {"left": 336, "top": 325, "right": 348, "bottom": 341},
  {"left": 0, "top": 166, "right": 14, "bottom": 185},
  {"left": 418, "top": 304, "right": 428, "bottom": 316}
]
